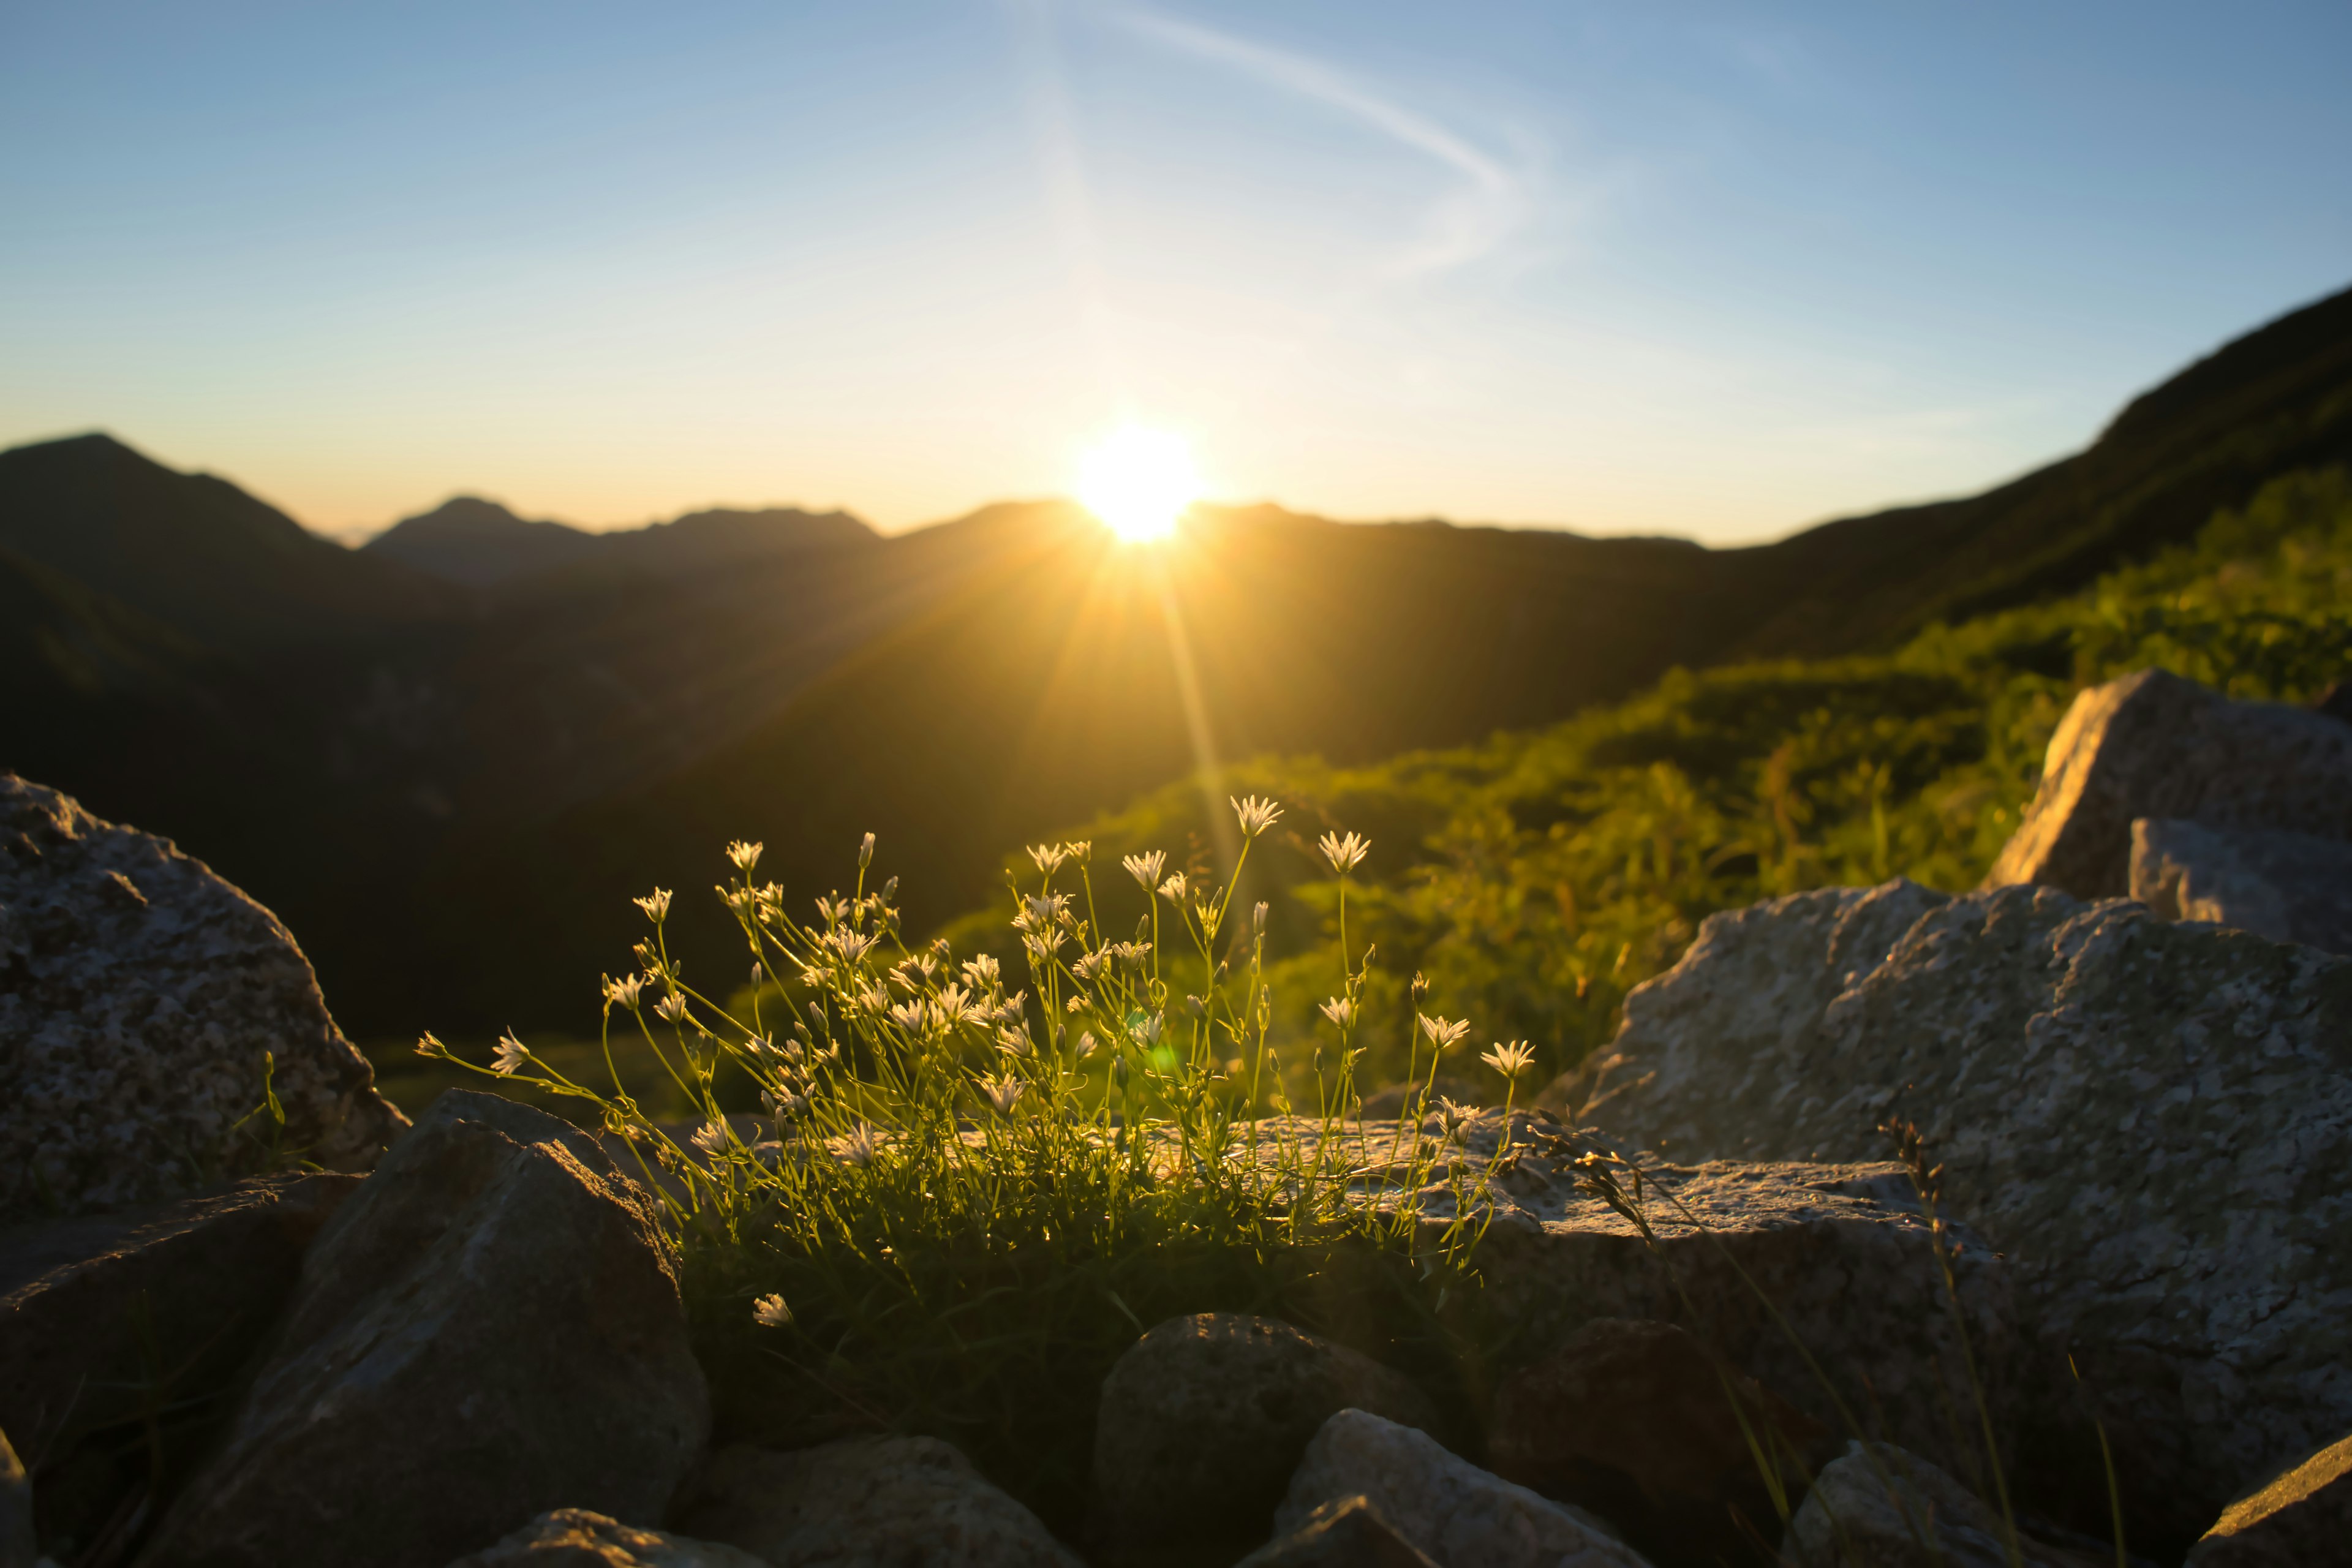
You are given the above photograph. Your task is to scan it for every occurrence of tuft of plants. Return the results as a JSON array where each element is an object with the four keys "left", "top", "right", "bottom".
[{"left": 419, "top": 797, "right": 1542, "bottom": 1533}]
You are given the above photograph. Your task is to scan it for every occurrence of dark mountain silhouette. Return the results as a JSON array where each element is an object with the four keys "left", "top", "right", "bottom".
[
  {"left": 364, "top": 496, "right": 879, "bottom": 589},
  {"left": 2, "top": 279, "right": 2345, "bottom": 1038}
]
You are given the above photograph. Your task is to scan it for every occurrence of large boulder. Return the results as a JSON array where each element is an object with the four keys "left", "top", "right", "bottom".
[
  {"left": 446, "top": 1509, "right": 769, "bottom": 1568},
  {"left": 1273, "top": 1409, "right": 1649, "bottom": 1568},
  {"left": 1585, "top": 880, "right": 2352, "bottom": 1553},
  {"left": 1091, "top": 1312, "right": 1442, "bottom": 1562},
  {"left": 2129, "top": 817, "right": 2352, "bottom": 954},
  {"left": 668, "top": 1439, "right": 1081, "bottom": 1567},
  {"left": 1783, "top": 1443, "right": 2100, "bottom": 1568},
  {"left": 1487, "top": 1317, "right": 1823, "bottom": 1565},
  {"left": 2185, "top": 1431, "right": 2352, "bottom": 1566},
  {"left": 1985, "top": 669, "right": 2352, "bottom": 899},
  {"left": 0, "top": 774, "right": 405, "bottom": 1216},
  {"left": 1, "top": 1172, "right": 358, "bottom": 1559},
  {"left": 1232, "top": 1496, "right": 1438, "bottom": 1568},
  {"left": 139, "top": 1092, "right": 709, "bottom": 1568}
]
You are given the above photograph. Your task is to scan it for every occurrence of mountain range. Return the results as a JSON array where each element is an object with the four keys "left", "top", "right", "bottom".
[{"left": 4, "top": 280, "right": 2347, "bottom": 1039}]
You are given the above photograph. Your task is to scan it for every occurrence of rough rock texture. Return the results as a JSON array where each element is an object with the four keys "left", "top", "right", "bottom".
[
  {"left": 1488, "top": 1317, "right": 1823, "bottom": 1566},
  {"left": 1092, "top": 1313, "right": 1442, "bottom": 1561},
  {"left": 1274, "top": 1411, "right": 1649, "bottom": 1568},
  {"left": 0, "top": 774, "right": 405, "bottom": 1216},
  {"left": 2130, "top": 817, "right": 2352, "bottom": 954},
  {"left": 1, "top": 1426, "right": 32, "bottom": 1568},
  {"left": 1586, "top": 879, "right": 2352, "bottom": 1550},
  {"left": 1231, "top": 1496, "right": 1438, "bottom": 1568},
  {"left": 0, "top": 1172, "right": 358, "bottom": 1555},
  {"left": 446, "top": 1509, "right": 770, "bottom": 1568},
  {"left": 1985, "top": 669, "right": 2352, "bottom": 898},
  {"left": 1784, "top": 1443, "right": 2100, "bottom": 1568},
  {"left": 1346, "top": 1107, "right": 2025, "bottom": 1490},
  {"left": 668, "top": 1440, "right": 1081, "bottom": 1568},
  {"left": 2184, "top": 1432, "right": 2352, "bottom": 1566},
  {"left": 140, "top": 1092, "right": 709, "bottom": 1568}
]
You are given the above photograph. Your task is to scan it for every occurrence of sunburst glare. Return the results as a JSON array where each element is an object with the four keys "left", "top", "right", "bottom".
[{"left": 1076, "top": 427, "right": 1199, "bottom": 542}]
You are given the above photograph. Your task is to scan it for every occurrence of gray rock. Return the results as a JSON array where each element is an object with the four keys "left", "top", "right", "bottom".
[
  {"left": 0, "top": 1172, "right": 358, "bottom": 1555},
  {"left": 1, "top": 1425, "right": 34, "bottom": 1568},
  {"left": 1273, "top": 1410, "right": 1650, "bottom": 1568},
  {"left": 1370, "top": 1107, "right": 2025, "bottom": 1490},
  {"left": 1586, "top": 879, "right": 2352, "bottom": 1550},
  {"left": 139, "top": 1091, "right": 709, "bottom": 1568},
  {"left": 1091, "top": 1313, "right": 1441, "bottom": 1561},
  {"left": 1231, "top": 1495, "right": 1438, "bottom": 1568},
  {"left": 2185, "top": 1432, "right": 2352, "bottom": 1566},
  {"left": 446, "top": 1508, "right": 771, "bottom": 1567},
  {"left": 1784, "top": 1442, "right": 2098, "bottom": 1568},
  {"left": 0, "top": 774, "right": 406, "bottom": 1218},
  {"left": 2130, "top": 817, "right": 2352, "bottom": 954},
  {"left": 1985, "top": 668, "right": 2352, "bottom": 899},
  {"left": 668, "top": 1439, "right": 1081, "bottom": 1568}
]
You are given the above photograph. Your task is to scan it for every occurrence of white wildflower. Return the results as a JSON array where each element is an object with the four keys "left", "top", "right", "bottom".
[
  {"left": 961, "top": 953, "right": 1001, "bottom": 988},
  {"left": 992, "top": 990, "right": 1028, "bottom": 1024},
  {"left": 491, "top": 1031, "right": 529, "bottom": 1075},
  {"left": 832, "top": 1125, "right": 879, "bottom": 1167},
  {"left": 603, "top": 973, "right": 645, "bottom": 1011},
  {"left": 690, "top": 1120, "right": 729, "bottom": 1155},
  {"left": 995, "top": 1025, "right": 1033, "bottom": 1057},
  {"left": 415, "top": 1031, "right": 445, "bottom": 1058},
  {"left": 979, "top": 1072, "right": 1027, "bottom": 1114},
  {"left": 1158, "top": 872, "right": 1188, "bottom": 903},
  {"left": 888, "top": 1000, "right": 927, "bottom": 1033},
  {"left": 1418, "top": 1012, "right": 1471, "bottom": 1050},
  {"left": 1482, "top": 1041, "right": 1538, "bottom": 1079},
  {"left": 1075, "top": 1031, "right": 1098, "bottom": 1060},
  {"left": 796, "top": 964, "right": 827, "bottom": 989},
  {"left": 634, "top": 888, "right": 673, "bottom": 922},
  {"left": 1319, "top": 996, "right": 1355, "bottom": 1029},
  {"left": 859, "top": 831, "right": 876, "bottom": 868},
  {"left": 1132, "top": 1012, "right": 1164, "bottom": 1046},
  {"left": 1122, "top": 850, "right": 1166, "bottom": 889},
  {"left": 1319, "top": 831, "right": 1370, "bottom": 874},
  {"left": 1230, "top": 794, "right": 1283, "bottom": 837},
  {"left": 725, "top": 839, "right": 763, "bottom": 871},
  {"left": 1027, "top": 843, "right": 1068, "bottom": 875},
  {"left": 654, "top": 992, "right": 689, "bottom": 1023},
  {"left": 1063, "top": 839, "right": 1091, "bottom": 862},
  {"left": 832, "top": 927, "right": 876, "bottom": 965},
  {"left": 752, "top": 1293, "right": 793, "bottom": 1329},
  {"left": 1071, "top": 947, "right": 1109, "bottom": 984}
]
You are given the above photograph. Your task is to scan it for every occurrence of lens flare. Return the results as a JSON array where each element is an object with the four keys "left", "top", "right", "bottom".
[{"left": 1076, "top": 427, "right": 1198, "bottom": 541}]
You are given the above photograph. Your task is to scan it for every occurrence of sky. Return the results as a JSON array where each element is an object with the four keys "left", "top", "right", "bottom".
[{"left": 1, "top": 2, "right": 2347, "bottom": 543}]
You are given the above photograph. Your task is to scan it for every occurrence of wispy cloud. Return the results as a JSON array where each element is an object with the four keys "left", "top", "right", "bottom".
[{"left": 1111, "top": 7, "right": 1535, "bottom": 279}]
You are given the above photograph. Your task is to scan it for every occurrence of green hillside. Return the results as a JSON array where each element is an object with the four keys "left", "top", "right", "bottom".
[{"left": 943, "top": 466, "right": 2352, "bottom": 1104}]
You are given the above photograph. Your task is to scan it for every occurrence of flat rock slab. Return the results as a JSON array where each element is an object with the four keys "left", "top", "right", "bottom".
[
  {"left": 1093, "top": 1312, "right": 1441, "bottom": 1562},
  {"left": 1986, "top": 668, "right": 2352, "bottom": 899},
  {"left": 1275, "top": 1410, "right": 1649, "bottom": 1568},
  {"left": 447, "top": 1509, "right": 770, "bottom": 1568},
  {"left": 140, "top": 1092, "right": 708, "bottom": 1568},
  {"left": 1588, "top": 878, "right": 2352, "bottom": 1549},
  {"left": 0, "top": 774, "right": 405, "bottom": 1216},
  {"left": 2185, "top": 1432, "right": 2352, "bottom": 1566},
  {"left": 669, "top": 1439, "right": 1081, "bottom": 1568},
  {"left": 1784, "top": 1443, "right": 2100, "bottom": 1568}
]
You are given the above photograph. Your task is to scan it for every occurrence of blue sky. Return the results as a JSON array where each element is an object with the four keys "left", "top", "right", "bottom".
[{"left": 2, "top": 1, "right": 2346, "bottom": 540}]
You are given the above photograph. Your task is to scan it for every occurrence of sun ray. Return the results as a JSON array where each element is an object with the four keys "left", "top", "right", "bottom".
[{"left": 1076, "top": 427, "right": 1199, "bottom": 541}]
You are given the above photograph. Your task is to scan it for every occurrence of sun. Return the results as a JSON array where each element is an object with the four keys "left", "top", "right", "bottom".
[{"left": 1076, "top": 426, "right": 1199, "bottom": 542}]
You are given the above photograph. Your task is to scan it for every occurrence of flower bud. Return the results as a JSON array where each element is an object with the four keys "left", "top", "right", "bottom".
[{"left": 859, "top": 832, "right": 876, "bottom": 869}]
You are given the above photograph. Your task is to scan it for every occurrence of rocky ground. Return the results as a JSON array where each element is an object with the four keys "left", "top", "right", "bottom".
[{"left": 4, "top": 667, "right": 2351, "bottom": 1567}]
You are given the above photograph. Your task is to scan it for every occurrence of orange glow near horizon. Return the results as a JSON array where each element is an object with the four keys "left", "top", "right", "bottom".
[{"left": 1076, "top": 427, "right": 1199, "bottom": 542}]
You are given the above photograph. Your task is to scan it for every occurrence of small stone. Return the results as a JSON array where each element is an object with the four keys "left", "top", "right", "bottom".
[
  {"left": 1091, "top": 1313, "right": 1441, "bottom": 1561},
  {"left": 1274, "top": 1409, "right": 1652, "bottom": 1568},
  {"left": 668, "top": 1439, "right": 1081, "bottom": 1568},
  {"left": 445, "top": 1507, "right": 770, "bottom": 1567},
  {"left": 0, "top": 774, "right": 407, "bottom": 1218},
  {"left": 2184, "top": 1432, "right": 2352, "bottom": 1566},
  {"left": 1488, "top": 1317, "right": 1824, "bottom": 1564},
  {"left": 1782, "top": 1443, "right": 2100, "bottom": 1568},
  {"left": 140, "top": 1092, "right": 709, "bottom": 1568},
  {"left": 1231, "top": 1495, "right": 1438, "bottom": 1568}
]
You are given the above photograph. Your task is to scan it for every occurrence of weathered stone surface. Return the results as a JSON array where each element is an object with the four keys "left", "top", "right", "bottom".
[
  {"left": 1, "top": 1425, "right": 34, "bottom": 1568},
  {"left": 1785, "top": 1442, "right": 2100, "bottom": 1568},
  {"left": 447, "top": 1508, "right": 770, "bottom": 1568},
  {"left": 1344, "top": 1107, "right": 2025, "bottom": 1490},
  {"left": 1231, "top": 1495, "right": 1438, "bottom": 1568},
  {"left": 0, "top": 1172, "right": 358, "bottom": 1556},
  {"left": 1985, "top": 668, "right": 2352, "bottom": 899},
  {"left": 2130, "top": 817, "right": 2352, "bottom": 954},
  {"left": 669, "top": 1440, "right": 1080, "bottom": 1568},
  {"left": 1488, "top": 1317, "right": 1824, "bottom": 1565},
  {"left": 2185, "top": 1431, "right": 2352, "bottom": 1566},
  {"left": 1092, "top": 1313, "right": 1441, "bottom": 1560},
  {"left": 140, "top": 1092, "right": 708, "bottom": 1568},
  {"left": 0, "top": 774, "right": 406, "bottom": 1217},
  {"left": 1587, "top": 879, "right": 2352, "bottom": 1550},
  {"left": 1274, "top": 1410, "right": 1649, "bottom": 1568}
]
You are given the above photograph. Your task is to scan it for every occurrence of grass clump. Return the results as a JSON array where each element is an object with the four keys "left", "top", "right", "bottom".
[{"left": 418, "top": 797, "right": 1521, "bottom": 1534}]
